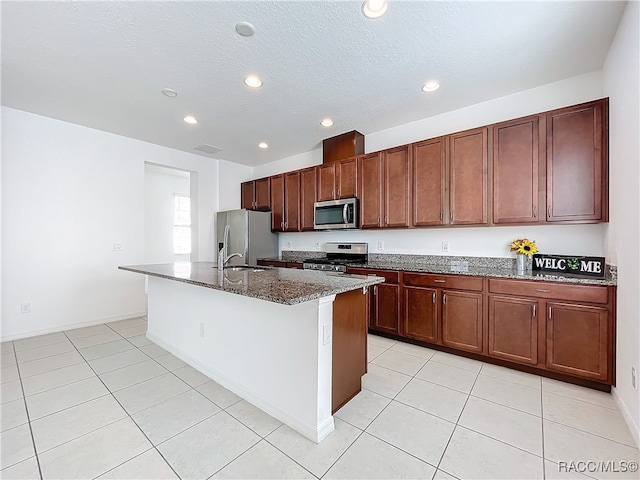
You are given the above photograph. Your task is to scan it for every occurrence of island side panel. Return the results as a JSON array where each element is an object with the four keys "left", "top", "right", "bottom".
[
  {"left": 332, "top": 288, "right": 368, "bottom": 412},
  {"left": 145, "top": 276, "right": 335, "bottom": 443}
]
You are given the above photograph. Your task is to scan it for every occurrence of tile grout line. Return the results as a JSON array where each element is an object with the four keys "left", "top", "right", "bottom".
[
  {"left": 11, "top": 342, "right": 44, "bottom": 480},
  {"left": 59, "top": 329, "right": 184, "bottom": 480}
]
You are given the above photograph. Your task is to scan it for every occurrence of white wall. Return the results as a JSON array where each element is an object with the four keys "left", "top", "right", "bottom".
[
  {"left": 144, "top": 164, "right": 191, "bottom": 264},
  {"left": 218, "top": 159, "right": 253, "bottom": 212},
  {"left": 1, "top": 107, "right": 219, "bottom": 340},
  {"left": 603, "top": 1, "right": 640, "bottom": 444}
]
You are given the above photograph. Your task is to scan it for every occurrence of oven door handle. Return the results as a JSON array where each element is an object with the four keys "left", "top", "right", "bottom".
[{"left": 343, "top": 204, "right": 349, "bottom": 224}]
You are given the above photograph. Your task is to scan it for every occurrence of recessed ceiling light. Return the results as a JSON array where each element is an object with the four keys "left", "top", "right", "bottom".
[
  {"left": 244, "top": 75, "right": 262, "bottom": 88},
  {"left": 362, "top": 0, "right": 388, "bottom": 19},
  {"left": 183, "top": 115, "right": 198, "bottom": 124},
  {"left": 235, "top": 22, "right": 255, "bottom": 37},
  {"left": 258, "top": 142, "right": 269, "bottom": 149},
  {"left": 421, "top": 80, "right": 440, "bottom": 92},
  {"left": 320, "top": 118, "right": 334, "bottom": 127},
  {"left": 161, "top": 88, "right": 178, "bottom": 97}
]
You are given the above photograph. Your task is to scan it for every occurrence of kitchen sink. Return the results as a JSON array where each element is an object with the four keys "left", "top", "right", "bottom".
[{"left": 224, "top": 265, "right": 266, "bottom": 272}]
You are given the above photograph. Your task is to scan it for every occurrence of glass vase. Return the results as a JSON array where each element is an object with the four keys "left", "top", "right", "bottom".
[{"left": 516, "top": 254, "right": 527, "bottom": 274}]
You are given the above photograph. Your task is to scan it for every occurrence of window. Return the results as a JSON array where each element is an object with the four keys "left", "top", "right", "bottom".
[{"left": 173, "top": 194, "right": 191, "bottom": 254}]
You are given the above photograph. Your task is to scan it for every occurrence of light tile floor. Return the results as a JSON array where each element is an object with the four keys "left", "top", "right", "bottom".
[{"left": 1, "top": 320, "right": 638, "bottom": 479}]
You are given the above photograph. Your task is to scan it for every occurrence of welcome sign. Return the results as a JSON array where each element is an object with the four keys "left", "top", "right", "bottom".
[{"left": 532, "top": 254, "right": 606, "bottom": 278}]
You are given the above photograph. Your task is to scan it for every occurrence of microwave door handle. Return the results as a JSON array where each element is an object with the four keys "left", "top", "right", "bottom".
[{"left": 343, "top": 204, "right": 349, "bottom": 224}]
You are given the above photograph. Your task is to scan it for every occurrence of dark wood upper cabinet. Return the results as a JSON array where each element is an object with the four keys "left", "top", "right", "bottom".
[
  {"left": 241, "top": 178, "right": 271, "bottom": 211},
  {"left": 300, "top": 167, "right": 317, "bottom": 231},
  {"left": 546, "top": 100, "right": 608, "bottom": 222},
  {"left": 412, "top": 137, "right": 446, "bottom": 226},
  {"left": 336, "top": 157, "right": 358, "bottom": 199},
  {"left": 270, "top": 174, "right": 285, "bottom": 232},
  {"left": 241, "top": 181, "right": 255, "bottom": 210},
  {"left": 284, "top": 171, "right": 300, "bottom": 232},
  {"left": 383, "top": 146, "right": 411, "bottom": 228},
  {"left": 317, "top": 163, "right": 336, "bottom": 202},
  {"left": 358, "top": 153, "right": 383, "bottom": 228},
  {"left": 488, "top": 295, "right": 539, "bottom": 366},
  {"left": 449, "top": 127, "right": 488, "bottom": 225},
  {"left": 323, "top": 130, "right": 364, "bottom": 164},
  {"left": 546, "top": 301, "right": 609, "bottom": 381},
  {"left": 493, "top": 116, "right": 542, "bottom": 224},
  {"left": 318, "top": 158, "right": 358, "bottom": 201}
]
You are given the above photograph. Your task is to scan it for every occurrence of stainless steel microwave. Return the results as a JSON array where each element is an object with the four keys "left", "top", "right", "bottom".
[{"left": 314, "top": 198, "right": 358, "bottom": 230}]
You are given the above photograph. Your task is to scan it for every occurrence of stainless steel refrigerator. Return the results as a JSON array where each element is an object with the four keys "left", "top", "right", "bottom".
[{"left": 216, "top": 209, "right": 278, "bottom": 266}]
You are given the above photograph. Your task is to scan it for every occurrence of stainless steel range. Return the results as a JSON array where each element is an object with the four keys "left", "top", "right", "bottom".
[{"left": 302, "top": 242, "right": 368, "bottom": 273}]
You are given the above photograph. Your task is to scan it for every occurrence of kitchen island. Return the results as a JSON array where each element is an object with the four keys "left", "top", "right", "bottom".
[{"left": 119, "top": 262, "right": 383, "bottom": 443}]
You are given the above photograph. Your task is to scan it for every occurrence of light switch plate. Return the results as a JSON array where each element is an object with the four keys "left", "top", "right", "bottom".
[{"left": 322, "top": 324, "right": 332, "bottom": 345}]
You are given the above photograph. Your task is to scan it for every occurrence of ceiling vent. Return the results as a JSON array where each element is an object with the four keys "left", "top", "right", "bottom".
[{"left": 193, "top": 144, "right": 223, "bottom": 155}]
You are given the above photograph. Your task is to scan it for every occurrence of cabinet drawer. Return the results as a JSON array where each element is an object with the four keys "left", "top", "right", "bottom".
[
  {"left": 489, "top": 279, "right": 608, "bottom": 304},
  {"left": 403, "top": 272, "right": 483, "bottom": 292},
  {"left": 348, "top": 268, "right": 399, "bottom": 284}
]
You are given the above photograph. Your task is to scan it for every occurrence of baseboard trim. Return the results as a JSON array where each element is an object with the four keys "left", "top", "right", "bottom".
[
  {"left": 147, "top": 331, "right": 335, "bottom": 443},
  {"left": 1, "top": 311, "right": 147, "bottom": 342},
  {"left": 612, "top": 386, "right": 640, "bottom": 449}
]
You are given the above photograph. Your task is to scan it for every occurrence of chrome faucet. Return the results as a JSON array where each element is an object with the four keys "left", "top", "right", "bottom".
[{"left": 218, "top": 224, "right": 243, "bottom": 270}]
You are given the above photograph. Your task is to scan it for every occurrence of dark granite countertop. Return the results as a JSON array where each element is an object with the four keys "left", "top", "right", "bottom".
[
  {"left": 263, "top": 252, "right": 617, "bottom": 286},
  {"left": 119, "top": 262, "right": 384, "bottom": 305}
]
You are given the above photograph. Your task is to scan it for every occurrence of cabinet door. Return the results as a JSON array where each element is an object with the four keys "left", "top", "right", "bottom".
[
  {"left": 284, "top": 171, "right": 300, "bottom": 232},
  {"left": 255, "top": 178, "right": 271, "bottom": 210},
  {"left": 241, "top": 181, "right": 255, "bottom": 210},
  {"left": 317, "top": 164, "right": 336, "bottom": 202},
  {"left": 441, "top": 290, "right": 483, "bottom": 353},
  {"left": 493, "top": 116, "right": 541, "bottom": 224},
  {"left": 449, "top": 128, "right": 488, "bottom": 225},
  {"left": 488, "top": 295, "right": 538, "bottom": 365},
  {"left": 300, "top": 167, "right": 317, "bottom": 231},
  {"left": 403, "top": 286, "right": 438, "bottom": 343},
  {"left": 358, "top": 153, "right": 383, "bottom": 228},
  {"left": 270, "top": 174, "right": 285, "bottom": 232},
  {"left": 546, "top": 302, "right": 609, "bottom": 381},
  {"left": 371, "top": 283, "right": 400, "bottom": 334},
  {"left": 336, "top": 157, "right": 358, "bottom": 198},
  {"left": 412, "top": 138, "right": 446, "bottom": 226},
  {"left": 546, "top": 101, "right": 606, "bottom": 222},
  {"left": 383, "top": 146, "right": 411, "bottom": 228}
]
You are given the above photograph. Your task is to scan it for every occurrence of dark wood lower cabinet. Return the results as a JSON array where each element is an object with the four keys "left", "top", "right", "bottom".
[
  {"left": 403, "top": 286, "right": 438, "bottom": 343},
  {"left": 441, "top": 290, "right": 483, "bottom": 353},
  {"left": 546, "top": 302, "right": 609, "bottom": 382},
  {"left": 372, "top": 283, "right": 400, "bottom": 335},
  {"left": 488, "top": 295, "right": 538, "bottom": 366}
]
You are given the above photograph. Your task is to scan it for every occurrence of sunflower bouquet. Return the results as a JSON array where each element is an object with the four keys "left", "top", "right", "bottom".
[{"left": 510, "top": 238, "right": 538, "bottom": 257}]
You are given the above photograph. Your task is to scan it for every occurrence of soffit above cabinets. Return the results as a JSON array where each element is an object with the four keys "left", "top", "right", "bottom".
[{"left": 0, "top": 1, "right": 626, "bottom": 166}]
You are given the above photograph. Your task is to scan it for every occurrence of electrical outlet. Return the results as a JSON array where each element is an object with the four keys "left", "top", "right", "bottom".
[
  {"left": 322, "top": 324, "right": 332, "bottom": 345},
  {"left": 20, "top": 302, "right": 31, "bottom": 314},
  {"left": 112, "top": 242, "right": 122, "bottom": 251},
  {"left": 199, "top": 322, "right": 205, "bottom": 338},
  {"left": 315, "top": 242, "right": 321, "bottom": 250},
  {"left": 286, "top": 241, "right": 292, "bottom": 249},
  {"left": 632, "top": 367, "right": 637, "bottom": 390},
  {"left": 376, "top": 240, "right": 384, "bottom": 251},
  {"left": 442, "top": 241, "right": 450, "bottom": 253}
]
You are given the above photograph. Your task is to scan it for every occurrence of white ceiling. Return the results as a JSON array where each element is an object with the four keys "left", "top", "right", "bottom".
[{"left": 1, "top": 1, "right": 626, "bottom": 167}]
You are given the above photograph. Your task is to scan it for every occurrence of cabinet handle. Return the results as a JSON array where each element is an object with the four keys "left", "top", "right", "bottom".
[
  {"left": 548, "top": 205, "right": 552, "bottom": 218},
  {"left": 285, "top": 221, "right": 288, "bottom": 228},
  {"left": 434, "top": 279, "right": 445, "bottom": 283},
  {"left": 378, "top": 216, "right": 381, "bottom": 226},
  {"left": 532, "top": 304, "right": 536, "bottom": 317},
  {"left": 535, "top": 288, "right": 550, "bottom": 293},
  {"left": 442, "top": 293, "right": 446, "bottom": 305},
  {"left": 440, "top": 212, "right": 443, "bottom": 221},
  {"left": 281, "top": 221, "right": 284, "bottom": 228},
  {"left": 337, "top": 188, "right": 340, "bottom": 197},
  {"left": 432, "top": 292, "right": 436, "bottom": 303},
  {"left": 549, "top": 306, "right": 552, "bottom": 319},
  {"left": 450, "top": 212, "right": 453, "bottom": 222},
  {"left": 332, "top": 190, "right": 335, "bottom": 197},
  {"left": 533, "top": 206, "right": 537, "bottom": 218},
  {"left": 373, "top": 285, "right": 377, "bottom": 295},
  {"left": 385, "top": 216, "right": 388, "bottom": 224}
]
